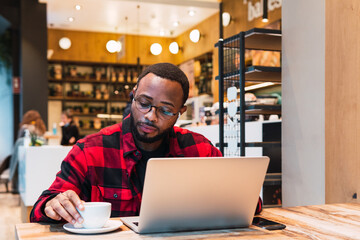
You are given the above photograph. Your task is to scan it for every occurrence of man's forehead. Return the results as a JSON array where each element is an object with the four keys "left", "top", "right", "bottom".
[
  {"left": 136, "top": 73, "right": 184, "bottom": 105},
  {"left": 137, "top": 73, "right": 180, "bottom": 89}
]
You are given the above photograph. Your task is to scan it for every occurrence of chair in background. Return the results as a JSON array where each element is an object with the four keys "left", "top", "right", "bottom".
[{"left": 0, "top": 155, "right": 11, "bottom": 193}]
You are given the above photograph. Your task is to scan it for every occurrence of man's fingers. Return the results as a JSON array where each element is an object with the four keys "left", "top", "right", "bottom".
[
  {"left": 44, "top": 206, "right": 61, "bottom": 221},
  {"left": 65, "top": 190, "right": 84, "bottom": 211},
  {"left": 60, "top": 196, "right": 83, "bottom": 223},
  {"left": 52, "top": 201, "right": 76, "bottom": 224},
  {"left": 44, "top": 191, "right": 84, "bottom": 224}
]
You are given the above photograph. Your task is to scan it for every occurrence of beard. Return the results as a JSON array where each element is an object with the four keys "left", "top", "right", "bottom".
[{"left": 130, "top": 114, "right": 172, "bottom": 144}]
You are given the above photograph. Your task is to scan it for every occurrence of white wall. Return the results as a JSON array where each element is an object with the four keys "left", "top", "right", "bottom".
[
  {"left": 282, "top": 0, "right": 326, "bottom": 206},
  {"left": 0, "top": 65, "right": 13, "bottom": 161}
]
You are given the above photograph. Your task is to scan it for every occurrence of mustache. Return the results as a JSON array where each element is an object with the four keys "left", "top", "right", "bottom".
[{"left": 137, "top": 120, "right": 159, "bottom": 129}]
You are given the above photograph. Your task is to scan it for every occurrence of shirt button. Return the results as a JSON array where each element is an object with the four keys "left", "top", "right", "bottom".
[{"left": 113, "top": 193, "right": 118, "bottom": 198}]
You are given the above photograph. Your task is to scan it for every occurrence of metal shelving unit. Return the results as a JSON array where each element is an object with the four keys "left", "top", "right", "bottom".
[{"left": 216, "top": 27, "right": 282, "bottom": 207}]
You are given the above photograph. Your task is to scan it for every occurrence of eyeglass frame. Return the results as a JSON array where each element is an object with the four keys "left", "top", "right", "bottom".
[{"left": 132, "top": 96, "right": 180, "bottom": 120}]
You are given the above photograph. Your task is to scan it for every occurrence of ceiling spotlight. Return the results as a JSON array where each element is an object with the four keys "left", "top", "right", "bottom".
[
  {"left": 188, "top": 10, "right": 196, "bottom": 16},
  {"left": 169, "top": 42, "right": 179, "bottom": 54},
  {"left": 262, "top": 0, "right": 268, "bottom": 22},
  {"left": 150, "top": 43, "right": 162, "bottom": 55},
  {"left": 106, "top": 40, "right": 122, "bottom": 53},
  {"left": 189, "top": 29, "right": 201, "bottom": 43},
  {"left": 222, "top": 12, "right": 231, "bottom": 27},
  {"left": 159, "top": 30, "right": 165, "bottom": 36},
  {"left": 68, "top": 17, "right": 74, "bottom": 22},
  {"left": 173, "top": 21, "right": 179, "bottom": 27},
  {"left": 59, "top": 37, "right": 71, "bottom": 50},
  {"left": 75, "top": 5, "right": 81, "bottom": 10}
]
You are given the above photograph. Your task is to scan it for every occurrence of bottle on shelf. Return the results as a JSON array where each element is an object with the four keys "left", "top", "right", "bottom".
[
  {"left": 126, "top": 69, "right": 131, "bottom": 82},
  {"left": 111, "top": 70, "right": 117, "bottom": 82},
  {"left": 118, "top": 69, "right": 125, "bottom": 83},
  {"left": 95, "top": 68, "right": 102, "bottom": 81},
  {"left": 132, "top": 70, "right": 138, "bottom": 83}
]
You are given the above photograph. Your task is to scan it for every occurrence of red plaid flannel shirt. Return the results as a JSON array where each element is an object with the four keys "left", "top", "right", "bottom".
[{"left": 30, "top": 116, "right": 262, "bottom": 222}]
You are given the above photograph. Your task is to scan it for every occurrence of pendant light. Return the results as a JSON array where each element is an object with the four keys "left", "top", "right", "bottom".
[{"left": 262, "top": 0, "right": 269, "bottom": 23}]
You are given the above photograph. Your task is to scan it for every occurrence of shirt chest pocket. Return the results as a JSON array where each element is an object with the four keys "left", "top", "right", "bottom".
[
  {"left": 96, "top": 186, "right": 137, "bottom": 217},
  {"left": 97, "top": 186, "right": 133, "bottom": 200}
]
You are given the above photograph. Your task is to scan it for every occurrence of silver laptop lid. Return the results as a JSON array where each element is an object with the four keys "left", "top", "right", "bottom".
[{"left": 138, "top": 157, "right": 269, "bottom": 233}]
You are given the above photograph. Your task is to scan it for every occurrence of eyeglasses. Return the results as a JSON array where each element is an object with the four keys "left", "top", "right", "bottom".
[{"left": 133, "top": 96, "right": 178, "bottom": 120}]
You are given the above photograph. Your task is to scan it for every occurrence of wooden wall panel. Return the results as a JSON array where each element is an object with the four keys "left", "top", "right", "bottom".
[
  {"left": 325, "top": 0, "right": 360, "bottom": 203},
  {"left": 48, "top": 29, "right": 176, "bottom": 65}
]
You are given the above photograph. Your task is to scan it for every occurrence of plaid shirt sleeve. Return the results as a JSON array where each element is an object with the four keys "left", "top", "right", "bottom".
[
  {"left": 30, "top": 141, "right": 89, "bottom": 222},
  {"left": 255, "top": 197, "right": 263, "bottom": 214}
]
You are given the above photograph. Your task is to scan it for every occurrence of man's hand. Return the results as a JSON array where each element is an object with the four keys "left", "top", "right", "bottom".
[
  {"left": 44, "top": 190, "right": 84, "bottom": 224},
  {"left": 69, "top": 137, "right": 76, "bottom": 144}
]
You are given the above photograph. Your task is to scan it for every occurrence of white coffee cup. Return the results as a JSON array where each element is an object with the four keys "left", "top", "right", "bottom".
[{"left": 77, "top": 202, "right": 111, "bottom": 229}]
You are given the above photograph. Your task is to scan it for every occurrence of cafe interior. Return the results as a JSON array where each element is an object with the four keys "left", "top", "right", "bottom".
[{"left": 1, "top": 0, "right": 360, "bottom": 239}]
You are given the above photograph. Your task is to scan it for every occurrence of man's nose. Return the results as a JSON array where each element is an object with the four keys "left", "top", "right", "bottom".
[{"left": 144, "top": 106, "right": 158, "bottom": 122}]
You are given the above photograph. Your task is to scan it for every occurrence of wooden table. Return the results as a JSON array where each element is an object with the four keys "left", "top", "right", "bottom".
[{"left": 15, "top": 203, "right": 360, "bottom": 239}]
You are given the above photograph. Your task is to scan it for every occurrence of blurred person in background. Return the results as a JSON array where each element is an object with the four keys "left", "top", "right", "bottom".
[
  {"left": 18, "top": 110, "right": 46, "bottom": 138},
  {"left": 60, "top": 109, "right": 79, "bottom": 146},
  {"left": 9, "top": 110, "right": 47, "bottom": 193}
]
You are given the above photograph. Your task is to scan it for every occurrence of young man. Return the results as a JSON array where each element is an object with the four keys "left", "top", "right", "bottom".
[{"left": 30, "top": 63, "right": 261, "bottom": 224}]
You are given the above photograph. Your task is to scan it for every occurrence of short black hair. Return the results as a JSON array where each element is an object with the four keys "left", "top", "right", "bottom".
[{"left": 137, "top": 63, "right": 189, "bottom": 105}]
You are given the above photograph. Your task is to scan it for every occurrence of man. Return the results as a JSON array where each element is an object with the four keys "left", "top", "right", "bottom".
[{"left": 30, "top": 63, "right": 261, "bottom": 224}]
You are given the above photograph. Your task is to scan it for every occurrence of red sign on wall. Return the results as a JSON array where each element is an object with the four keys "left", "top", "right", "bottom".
[{"left": 13, "top": 77, "right": 21, "bottom": 94}]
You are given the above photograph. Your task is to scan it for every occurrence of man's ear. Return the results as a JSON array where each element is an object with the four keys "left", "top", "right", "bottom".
[{"left": 179, "top": 106, "right": 187, "bottom": 115}]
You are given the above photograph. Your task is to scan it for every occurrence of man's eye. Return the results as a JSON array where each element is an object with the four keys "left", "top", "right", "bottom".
[
  {"left": 159, "top": 107, "right": 174, "bottom": 116},
  {"left": 139, "top": 101, "right": 150, "bottom": 108}
]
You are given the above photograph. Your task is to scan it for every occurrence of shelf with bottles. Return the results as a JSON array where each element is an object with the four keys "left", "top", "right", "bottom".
[
  {"left": 48, "top": 61, "right": 144, "bottom": 82},
  {"left": 48, "top": 62, "right": 108, "bottom": 82},
  {"left": 74, "top": 114, "right": 117, "bottom": 137},
  {"left": 108, "top": 65, "right": 139, "bottom": 84},
  {"left": 65, "top": 83, "right": 111, "bottom": 101},
  {"left": 194, "top": 52, "right": 213, "bottom": 96},
  {"left": 77, "top": 118, "right": 119, "bottom": 132},
  {"left": 64, "top": 102, "right": 107, "bottom": 115},
  {"left": 48, "top": 61, "right": 143, "bottom": 135},
  {"left": 109, "top": 83, "right": 133, "bottom": 102}
]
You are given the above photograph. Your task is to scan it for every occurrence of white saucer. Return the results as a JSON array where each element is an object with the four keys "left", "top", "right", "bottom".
[{"left": 63, "top": 220, "right": 123, "bottom": 234}]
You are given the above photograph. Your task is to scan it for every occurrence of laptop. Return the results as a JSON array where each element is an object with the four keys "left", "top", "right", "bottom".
[{"left": 120, "top": 156, "right": 269, "bottom": 234}]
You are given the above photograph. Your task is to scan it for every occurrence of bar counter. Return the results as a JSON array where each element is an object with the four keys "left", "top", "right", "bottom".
[
  {"left": 18, "top": 145, "right": 72, "bottom": 222},
  {"left": 15, "top": 203, "right": 360, "bottom": 239}
]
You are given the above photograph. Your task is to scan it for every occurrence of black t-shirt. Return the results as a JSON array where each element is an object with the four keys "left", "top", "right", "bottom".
[
  {"left": 61, "top": 121, "right": 80, "bottom": 145},
  {"left": 135, "top": 142, "right": 169, "bottom": 193}
]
